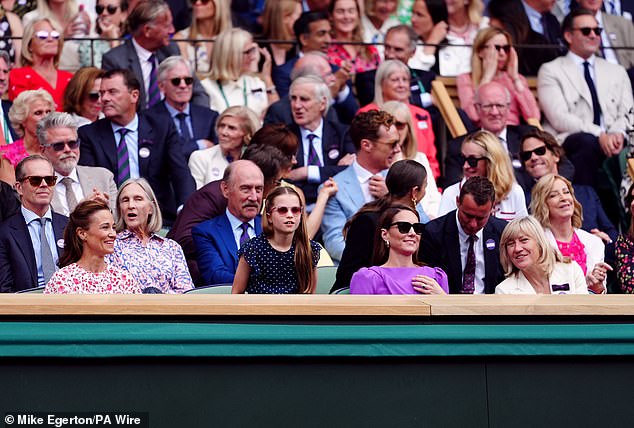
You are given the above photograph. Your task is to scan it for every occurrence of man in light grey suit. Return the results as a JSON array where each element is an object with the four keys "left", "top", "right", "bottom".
[
  {"left": 101, "top": 0, "right": 209, "bottom": 110},
  {"left": 321, "top": 110, "right": 401, "bottom": 262},
  {"left": 38, "top": 113, "right": 117, "bottom": 216},
  {"left": 538, "top": 8, "right": 633, "bottom": 186}
]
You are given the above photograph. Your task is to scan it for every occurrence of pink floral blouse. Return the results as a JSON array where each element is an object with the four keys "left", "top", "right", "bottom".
[
  {"left": 44, "top": 263, "right": 141, "bottom": 294},
  {"left": 0, "top": 138, "right": 28, "bottom": 167},
  {"left": 556, "top": 232, "right": 588, "bottom": 275},
  {"left": 105, "top": 230, "right": 194, "bottom": 294},
  {"left": 327, "top": 43, "right": 381, "bottom": 74}
]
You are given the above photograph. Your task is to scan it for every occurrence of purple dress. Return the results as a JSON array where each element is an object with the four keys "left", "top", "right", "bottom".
[{"left": 350, "top": 266, "right": 449, "bottom": 295}]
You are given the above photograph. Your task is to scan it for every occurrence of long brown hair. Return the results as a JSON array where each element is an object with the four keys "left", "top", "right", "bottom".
[
  {"left": 263, "top": 186, "right": 315, "bottom": 293},
  {"left": 371, "top": 204, "right": 421, "bottom": 265},
  {"left": 58, "top": 200, "right": 111, "bottom": 268}
]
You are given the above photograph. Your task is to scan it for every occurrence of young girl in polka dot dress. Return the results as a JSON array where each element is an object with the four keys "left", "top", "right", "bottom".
[{"left": 232, "top": 187, "right": 321, "bottom": 294}]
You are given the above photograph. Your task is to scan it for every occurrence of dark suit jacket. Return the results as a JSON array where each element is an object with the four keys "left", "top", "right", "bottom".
[
  {"left": 419, "top": 210, "right": 507, "bottom": 294},
  {"left": 146, "top": 101, "right": 219, "bottom": 161},
  {"left": 77, "top": 112, "right": 196, "bottom": 224},
  {"left": 517, "top": 10, "right": 564, "bottom": 76},
  {"left": 442, "top": 125, "right": 537, "bottom": 188},
  {"left": 101, "top": 39, "right": 210, "bottom": 109},
  {"left": 166, "top": 180, "right": 227, "bottom": 283},
  {"left": 0, "top": 211, "right": 68, "bottom": 292},
  {"left": 2, "top": 100, "right": 18, "bottom": 141},
  {"left": 271, "top": 56, "right": 299, "bottom": 99},
  {"left": 289, "top": 119, "right": 355, "bottom": 203},
  {"left": 0, "top": 181, "right": 20, "bottom": 223},
  {"left": 192, "top": 213, "right": 263, "bottom": 285},
  {"left": 354, "top": 67, "right": 436, "bottom": 108}
]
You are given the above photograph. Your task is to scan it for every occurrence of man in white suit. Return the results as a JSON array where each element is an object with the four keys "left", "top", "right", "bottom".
[
  {"left": 38, "top": 113, "right": 117, "bottom": 216},
  {"left": 538, "top": 8, "right": 633, "bottom": 185},
  {"left": 321, "top": 110, "right": 401, "bottom": 262}
]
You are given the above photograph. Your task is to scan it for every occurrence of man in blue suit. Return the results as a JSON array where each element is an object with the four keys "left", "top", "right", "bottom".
[
  {"left": 148, "top": 55, "right": 219, "bottom": 162},
  {"left": 321, "top": 110, "right": 402, "bottom": 262},
  {"left": 0, "top": 155, "right": 68, "bottom": 292},
  {"left": 78, "top": 69, "right": 196, "bottom": 225},
  {"left": 192, "top": 160, "right": 264, "bottom": 285}
]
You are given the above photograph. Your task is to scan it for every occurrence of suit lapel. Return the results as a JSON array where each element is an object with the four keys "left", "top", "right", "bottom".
[
  {"left": 217, "top": 214, "right": 239, "bottom": 266},
  {"left": 292, "top": 125, "right": 306, "bottom": 168},
  {"left": 562, "top": 56, "right": 593, "bottom": 106},
  {"left": 98, "top": 120, "right": 118, "bottom": 172},
  {"left": 137, "top": 115, "right": 153, "bottom": 177},
  {"left": 9, "top": 216, "right": 38, "bottom": 285},
  {"left": 482, "top": 222, "right": 500, "bottom": 294},
  {"left": 339, "top": 167, "right": 365, "bottom": 210},
  {"left": 76, "top": 166, "right": 95, "bottom": 197},
  {"left": 594, "top": 59, "right": 610, "bottom": 115},
  {"left": 125, "top": 40, "right": 147, "bottom": 104},
  {"left": 52, "top": 213, "right": 67, "bottom": 255},
  {"left": 445, "top": 216, "right": 463, "bottom": 293}
]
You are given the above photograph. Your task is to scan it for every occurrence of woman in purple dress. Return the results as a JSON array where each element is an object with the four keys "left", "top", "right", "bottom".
[{"left": 350, "top": 204, "right": 448, "bottom": 295}]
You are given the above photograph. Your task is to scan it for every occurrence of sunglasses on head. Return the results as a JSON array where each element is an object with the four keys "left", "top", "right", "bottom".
[
  {"left": 575, "top": 26, "right": 602, "bottom": 36},
  {"left": 519, "top": 145, "right": 548, "bottom": 162},
  {"left": 170, "top": 77, "right": 194, "bottom": 86},
  {"left": 271, "top": 206, "right": 302, "bottom": 215},
  {"left": 34, "top": 30, "right": 60, "bottom": 40},
  {"left": 42, "top": 140, "right": 80, "bottom": 152},
  {"left": 491, "top": 44, "right": 510, "bottom": 53},
  {"left": 459, "top": 154, "right": 487, "bottom": 168},
  {"left": 20, "top": 175, "right": 57, "bottom": 187},
  {"left": 95, "top": 4, "right": 118, "bottom": 14},
  {"left": 389, "top": 221, "right": 424, "bottom": 235}
]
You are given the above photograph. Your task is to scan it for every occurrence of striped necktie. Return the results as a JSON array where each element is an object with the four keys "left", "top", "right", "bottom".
[
  {"left": 307, "top": 134, "right": 322, "bottom": 167},
  {"left": 117, "top": 128, "right": 131, "bottom": 186},
  {"left": 147, "top": 54, "right": 160, "bottom": 108}
]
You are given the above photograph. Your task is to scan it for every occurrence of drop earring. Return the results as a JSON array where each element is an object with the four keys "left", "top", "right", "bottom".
[{"left": 384, "top": 239, "right": 390, "bottom": 248}]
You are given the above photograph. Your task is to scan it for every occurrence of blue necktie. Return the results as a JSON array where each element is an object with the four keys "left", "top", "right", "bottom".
[
  {"left": 239, "top": 223, "right": 250, "bottom": 247},
  {"left": 147, "top": 54, "right": 160, "bottom": 108},
  {"left": 117, "top": 128, "right": 131, "bottom": 186}
]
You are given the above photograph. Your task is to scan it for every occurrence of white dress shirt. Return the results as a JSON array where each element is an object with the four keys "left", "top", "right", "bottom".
[{"left": 54, "top": 168, "right": 85, "bottom": 216}]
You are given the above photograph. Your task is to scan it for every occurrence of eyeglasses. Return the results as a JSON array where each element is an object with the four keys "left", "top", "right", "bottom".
[
  {"left": 389, "top": 221, "right": 424, "bottom": 235},
  {"left": 270, "top": 206, "right": 302, "bottom": 215},
  {"left": 194, "top": 0, "right": 212, "bottom": 4},
  {"left": 459, "top": 155, "right": 488, "bottom": 168},
  {"left": 519, "top": 145, "right": 548, "bottom": 162},
  {"left": 490, "top": 44, "right": 510, "bottom": 53},
  {"left": 476, "top": 103, "right": 508, "bottom": 112},
  {"left": 41, "top": 140, "right": 80, "bottom": 152},
  {"left": 95, "top": 4, "right": 119, "bottom": 14},
  {"left": 34, "top": 30, "right": 60, "bottom": 40},
  {"left": 574, "top": 27, "right": 603, "bottom": 36},
  {"left": 88, "top": 92, "right": 100, "bottom": 101},
  {"left": 170, "top": 77, "right": 194, "bottom": 86},
  {"left": 20, "top": 175, "right": 57, "bottom": 186}
]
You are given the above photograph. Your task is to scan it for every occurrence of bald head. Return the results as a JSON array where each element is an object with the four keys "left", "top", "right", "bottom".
[{"left": 475, "top": 81, "right": 510, "bottom": 135}]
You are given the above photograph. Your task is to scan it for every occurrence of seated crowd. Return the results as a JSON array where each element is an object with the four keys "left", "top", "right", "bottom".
[{"left": 0, "top": 0, "right": 633, "bottom": 295}]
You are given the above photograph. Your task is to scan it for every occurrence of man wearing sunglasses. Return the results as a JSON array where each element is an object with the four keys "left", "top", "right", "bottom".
[
  {"left": 418, "top": 176, "right": 507, "bottom": 294},
  {"left": 38, "top": 112, "right": 117, "bottom": 217},
  {"left": 0, "top": 155, "right": 68, "bottom": 292},
  {"left": 101, "top": 0, "right": 209, "bottom": 111},
  {"left": 147, "top": 55, "right": 219, "bottom": 161},
  {"left": 538, "top": 8, "right": 633, "bottom": 187}
]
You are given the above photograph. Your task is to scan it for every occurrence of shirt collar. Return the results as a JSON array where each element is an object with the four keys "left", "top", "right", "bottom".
[
  {"left": 567, "top": 50, "right": 596, "bottom": 66},
  {"left": 164, "top": 101, "right": 191, "bottom": 117},
  {"left": 21, "top": 205, "right": 53, "bottom": 224},
  {"left": 225, "top": 208, "right": 256, "bottom": 231},
  {"left": 55, "top": 168, "right": 80, "bottom": 183},
  {"left": 522, "top": 0, "right": 542, "bottom": 21},
  {"left": 132, "top": 37, "right": 154, "bottom": 62},
  {"left": 111, "top": 114, "right": 139, "bottom": 134},
  {"left": 352, "top": 159, "right": 378, "bottom": 184},
  {"left": 300, "top": 118, "right": 324, "bottom": 140}
]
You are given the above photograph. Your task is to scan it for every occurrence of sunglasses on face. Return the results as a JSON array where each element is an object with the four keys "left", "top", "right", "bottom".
[
  {"left": 519, "top": 145, "right": 548, "bottom": 162},
  {"left": 490, "top": 44, "right": 510, "bottom": 53},
  {"left": 170, "top": 77, "right": 194, "bottom": 86},
  {"left": 95, "top": 4, "right": 119, "bottom": 14},
  {"left": 34, "top": 30, "right": 60, "bottom": 40},
  {"left": 389, "top": 221, "right": 424, "bottom": 235},
  {"left": 459, "top": 154, "right": 487, "bottom": 168},
  {"left": 42, "top": 140, "right": 80, "bottom": 152},
  {"left": 20, "top": 175, "right": 57, "bottom": 186},
  {"left": 374, "top": 139, "right": 400, "bottom": 149},
  {"left": 394, "top": 121, "right": 407, "bottom": 130},
  {"left": 270, "top": 206, "right": 302, "bottom": 215},
  {"left": 87, "top": 92, "right": 100, "bottom": 101},
  {"left": 574, "top": 26, "right": 603, "bottom": 36},
  {"left": 194, "top": 0, "right": 212, "bottom": 4}
]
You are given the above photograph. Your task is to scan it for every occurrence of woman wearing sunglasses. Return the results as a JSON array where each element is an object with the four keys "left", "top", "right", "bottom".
[
  {"left": 175, "top": 0, "right": 231, "bottom": 73},
  {"left": 438, "top": 129, "right": 527, "bottom": 221},
  {"left": 78, "top": 0, "right": 128, "bottom": 68},
  {"left": 496, "top": 215, "right": 587, "bottom": 294},
  {"left": 456, "top": 27, "right": 540, "bottom": 127},
  {"left": 62, "top": 66, "right": 104, "bottom": 127},
  {"left": 9, "top": 18, "right": 72, "bottom": 109},
  {"left": 350, "top": 204, "right": 448, "bottom": 295},
  {"left": 0, "top": 89, "right": 54, "bottom": 185}
]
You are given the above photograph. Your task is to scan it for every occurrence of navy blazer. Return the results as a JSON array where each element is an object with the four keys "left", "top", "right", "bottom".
[
  {"left": 289, "top": 119, "right": 355, "bottom": 204},
  {"left": 419, "top": 210, "right": 507, "bottom": 294},
  {"left": 0, "top": 211, "right": 68, "bottom": 292},
  {"left": 192, "top": 213, "right": 263, "bottom": 285},
  {"left": 101, "top": 39, "right": 210, "bottom": 109},
  {"left": 146, "top": 101, "right": 219, "bottom": 161},
  {"left": 77, "top": 112, "right": 196, "bottom": 224},
  {"left": 2, "top": 100, "right": 18, "bottom": 141}
]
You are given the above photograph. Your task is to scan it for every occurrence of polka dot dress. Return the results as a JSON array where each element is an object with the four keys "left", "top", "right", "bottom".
[
  {"left": 0, "top": 16, "right": 15, "bottom": 63},
  {"left": 238, "top": 234, "right": 321, "bottom": 294}
]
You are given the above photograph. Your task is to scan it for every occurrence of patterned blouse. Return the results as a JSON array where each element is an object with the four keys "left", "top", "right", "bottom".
[
  {"left": 105, "top": 230, "right": 194, "bottom": 294},
  {"left": 327, "top": 43, "right": 381, "bottom": 75},
  {"left": 44, "top": 263, "right": 141, "bottom": 294},
  {"left": 556, "top": 232, "right": 588, "bottom": 275},
  {"left": 615, "top": 234, "right": 634, "bottom": 293}
]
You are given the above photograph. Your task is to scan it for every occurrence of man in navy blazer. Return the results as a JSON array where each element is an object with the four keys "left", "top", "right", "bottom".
[
  {"left": 419, "top": 177, "right": 507, "bottom": 294},
  {"left": 78, "top": 69, "right": 195, "bottom": 225},
  {"left": 0, "top": 156, "right": 68, "bottom": 292},
  {"left": 192, "top": 160, "right": 264, "bottom": 285},
  {"left": 286, "top": 74, "right": 355, "bottom": 206},
  {"left": 101, "top": 0, "right": 209, "bottom": 110},
  {"left": 147, "top": 56, "right": 218, "bottom": 161}
]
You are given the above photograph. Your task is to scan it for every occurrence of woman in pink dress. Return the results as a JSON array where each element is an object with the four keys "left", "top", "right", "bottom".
[
  {"left": 45, "top": 200, "right": 141, "bottom": 294},
  {"left": 8, "top": 18, "right": 73, "bottom": 109},
  {"left": 0, "top": 89, "right": 54, "bottom": 184}
]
